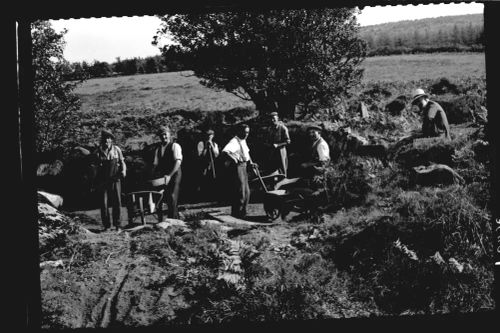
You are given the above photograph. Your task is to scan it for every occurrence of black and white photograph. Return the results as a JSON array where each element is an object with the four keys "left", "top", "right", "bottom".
[{"left": 9, "top": 0, "right": 499, "bottom": 330}]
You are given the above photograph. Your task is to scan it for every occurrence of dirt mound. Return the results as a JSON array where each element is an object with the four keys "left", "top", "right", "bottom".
[
  {"left": 429, "top": 78, "right": 460, "bottom": 95},
  {"left": 38, "top": 203, "right": 80, "bottom": 254},
  {"left": 435, "top": 94, "right": 483, "bottom": 124},
  {"left": 385, "top": 95, "right": 408, "bottom": 116}
]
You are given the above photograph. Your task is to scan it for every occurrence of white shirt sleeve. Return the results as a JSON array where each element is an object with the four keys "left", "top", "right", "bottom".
[
  {"left": 172, "top": 143, "right": 183, "bottom": 161},
  {"left": 317, "top": 140, "right": 330, "bottom": 162},
  {"left": 212, "top": 142, "right": 219, "bottom": 157},
  {"left": 222, "top": 138, "right": 239, "bottom": 155},
  {"left": 197, "top": 141, "right": 205, "bottom": 156}
]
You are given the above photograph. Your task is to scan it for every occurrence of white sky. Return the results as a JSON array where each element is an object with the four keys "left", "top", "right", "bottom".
[{"left": 50, "top": 2, "right": 484, "bottom": 64}]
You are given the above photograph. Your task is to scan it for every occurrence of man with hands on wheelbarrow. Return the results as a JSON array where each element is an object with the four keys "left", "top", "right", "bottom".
[
  {"left": 149, "top": 126, "right": 183, "bottom": 219},
  {"left": 222, "top": 123, "right": 258, "bottom": 218}
]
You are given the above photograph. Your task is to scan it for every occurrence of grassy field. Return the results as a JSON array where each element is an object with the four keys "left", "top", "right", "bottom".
[
  {"left": 362, "top": 52, "right": 485, "bottom": 82},
  {"left": 75, "top": 52, "right": 486, "bottom": 116},
  {"left": 75, "top": 71, "right": 255, "bottom": 117}
]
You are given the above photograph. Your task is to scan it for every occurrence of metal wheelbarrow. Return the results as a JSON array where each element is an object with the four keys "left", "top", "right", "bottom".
[
  {"left": 251, "top": 165, "right": 308, "bottom": 221},
  {"left": 124, "top": 176, "right": 169, "bottom": 226}
]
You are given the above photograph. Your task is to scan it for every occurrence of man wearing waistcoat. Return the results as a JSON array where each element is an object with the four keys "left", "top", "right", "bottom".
[
  {"left": 267, "top": 112, "right": 291, "bottom": 176},
  {"left": 222, "top": 124, "right": 257, "bottom": 218},
  {"left": 150, "top": 126, "right": 183, "bottom": 219},
  {"left": 95, "top": 129, "right": 127, "bottom": 231}
]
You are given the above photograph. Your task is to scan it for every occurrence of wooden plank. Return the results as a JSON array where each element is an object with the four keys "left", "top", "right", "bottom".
[
  {"left": 178, "top": 202, "right": 222, "bottom": 210},
  {"left": 207, "top": 212, "right": 280, "bottom": 227}
]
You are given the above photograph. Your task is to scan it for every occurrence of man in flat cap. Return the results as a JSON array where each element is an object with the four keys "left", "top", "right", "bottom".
[
  {"left": 411, "top": 88, "right": 451, "bottom": 140},
  {"left": 95, "top": 129, "right": 127, "bottom": 231},
  {"left": 266, "top": 112, "right": 291, "bottom": 177},
  {"left": 149, "top": 126, "right": 183, "bottom": 219},
  {"left": 222, "top": 123, "right": 257, "bottom": 218},
  {"left": 196, "top": 128, "right": 220, "bottom": 198},
  {"left": 300, "top": 125, "right": 330, "bottom": 177}
]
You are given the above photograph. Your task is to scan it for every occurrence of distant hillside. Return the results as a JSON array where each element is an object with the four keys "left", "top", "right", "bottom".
[{"left": 360, "top": 14, "right": 484, "bottom": 56}]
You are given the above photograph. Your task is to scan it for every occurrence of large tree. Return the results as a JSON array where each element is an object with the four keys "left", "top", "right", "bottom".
[
  {"left": 155, "top": 8, "right": 366, "bottom": 119},
  {"left": 32, "top": 20, "right": 82, "bottom": 155}
]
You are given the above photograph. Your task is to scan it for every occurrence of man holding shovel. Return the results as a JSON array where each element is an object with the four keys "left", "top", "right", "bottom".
[
  {"left": 196, "top": 129, "right": 219, "bottom": 199},
  {"left": 149, "top": 126, "right": 183, "bottom": 219},
  {"left": 95, "top": 129, "right": 127, "bottom": 231},
  {"left": 267, "top": 112, "right": 291, "bottom": 177}
]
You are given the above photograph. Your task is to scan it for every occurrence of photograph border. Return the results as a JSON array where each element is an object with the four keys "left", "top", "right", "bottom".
[{"left": 6, "top": 0, "right": 499, "bottom": 330}]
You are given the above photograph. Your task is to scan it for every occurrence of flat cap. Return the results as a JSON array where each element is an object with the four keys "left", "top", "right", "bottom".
[
  {"left": 157, "top": 126, "right": 170, "bottom": 135},
  {"left": 101, "top": 129, "right": 114, "bottom": 139},
  {"left": 307, "top": 125, "right": 322, "bottom": 132}
]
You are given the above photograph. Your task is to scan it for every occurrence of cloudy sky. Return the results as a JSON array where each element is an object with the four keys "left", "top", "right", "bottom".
[{"left": 50, "top": 2, "right": 484, "bottom": 64}]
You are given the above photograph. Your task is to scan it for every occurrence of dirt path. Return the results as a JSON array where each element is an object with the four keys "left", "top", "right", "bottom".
[{"left": 42, "top": 201, "right": 307, "bottom": 328}]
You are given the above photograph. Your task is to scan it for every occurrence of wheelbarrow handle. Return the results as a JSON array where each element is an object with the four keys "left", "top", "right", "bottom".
[{"left": 252, "top": 165, "right": 268, "bottom": 193}]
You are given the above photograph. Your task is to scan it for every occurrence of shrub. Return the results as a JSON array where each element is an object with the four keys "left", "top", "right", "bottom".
[{"left": 312, "top": 156, "right": 372, "bottom": 213}]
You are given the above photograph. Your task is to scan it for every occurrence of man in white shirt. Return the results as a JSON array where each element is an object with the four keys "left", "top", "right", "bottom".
[{"left": 222, "top": 124, "right": 257, "bottom": 218}]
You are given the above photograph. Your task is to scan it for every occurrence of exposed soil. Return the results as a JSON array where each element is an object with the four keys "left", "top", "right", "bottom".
[{"left": 40, "top": 202, "right": 311, "bottom": 328}]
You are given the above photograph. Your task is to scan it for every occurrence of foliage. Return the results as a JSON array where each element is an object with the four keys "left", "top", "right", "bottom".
[
  {"left": 32, "top": 20, "right": 82, "bottom": 155},
  {"left": 312, "top": 156, "right": 372, "bottom": 212},
  {"left": 360, "top": 14, "right": 484, "bottom": 56},
  {"left": 155, "top": 8, "right": 366, "bottom": 119}
]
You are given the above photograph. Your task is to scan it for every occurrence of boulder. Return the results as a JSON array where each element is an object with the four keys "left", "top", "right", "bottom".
[
  {"left": 348, "top": 131, "right": 369, "bottom": 146},
  {"left": 156, "top": 219, "right": 188, "bottom": 230},
  {"left": 411, "top": 164, "right": 464, "bottom": 187},
  {"left": 472, "top": 139, "right": 489, "bottom": 163},
  {"left": 358, "top": 101, "right": 369, "bottom": 118},
  {"left": 38, "top": 191, "right": 64, "bottom": 209},
  {"left": 73, "top": 146, "right": 91, "bottom": 156},
  {"left": 37, "top": 160, "right": 64, "bottom": 177},
  {"left": 474, "top": 106, "right": 488, "bottom": 125},
  {"left": 38, "top": 202, "right": 76, "bottom": 253}
]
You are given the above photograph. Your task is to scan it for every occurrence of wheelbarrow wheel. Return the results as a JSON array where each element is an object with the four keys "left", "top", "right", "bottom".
[
  {"left": 264, "top": 199, "right": 281, "bottom": 221},
  {"left": 265, "top": 207, "right": 281, "bottom": 221}
]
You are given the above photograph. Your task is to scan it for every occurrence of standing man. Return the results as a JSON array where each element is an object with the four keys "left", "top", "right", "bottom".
[
  {"left": 150, "top": 126, "right": 183, "bottom": 219},
  {"left": 222, "top": 124, "right": 257, "bottom": 218},
  {"left": 411, "top": 88, "right": 451, "bottom": 140},
  {"left": 196, "top": 129, "right": 219, "bottom": 198},
  {"left": 267, "top": 112, "right": 291, "bottom": 176},
  {"left": 300, "top": 125, "right": 330, "bottom": 177},
  {"left": 95, "top": 129, "right": 127, "bottom": 231}
]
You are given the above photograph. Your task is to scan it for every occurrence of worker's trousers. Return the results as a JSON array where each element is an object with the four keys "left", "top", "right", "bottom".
[
  {"left": 231, "top": 162, "right": 250, "bottom": 218},
  {"left": 100, "top": 180, "right": 122, "bottom": 228}
]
